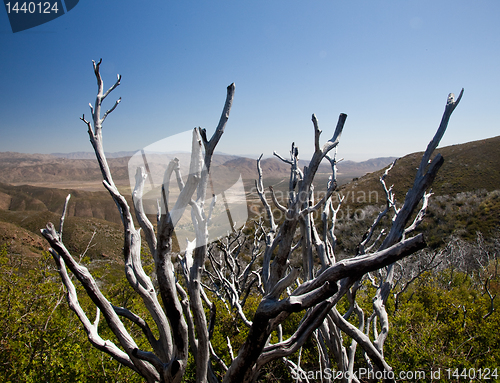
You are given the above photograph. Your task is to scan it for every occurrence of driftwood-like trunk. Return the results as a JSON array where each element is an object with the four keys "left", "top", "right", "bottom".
[{"left": 41, "top": 59, "right": 463, "bottom": 383}]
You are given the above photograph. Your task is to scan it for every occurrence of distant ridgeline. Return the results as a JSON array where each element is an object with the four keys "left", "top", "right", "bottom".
[
  {"left": 0, "top": 151, "right": 395, "bottom": 185},
  {"left": 0, "top": 136, "right": 499, "bottom": 258}
]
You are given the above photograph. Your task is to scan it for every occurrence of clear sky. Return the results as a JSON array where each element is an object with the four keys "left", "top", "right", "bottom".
[{"left": 1, "top": 0, "right": 499, "bottom": 161}]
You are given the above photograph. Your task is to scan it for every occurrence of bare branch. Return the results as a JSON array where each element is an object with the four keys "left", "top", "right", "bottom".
[
  {"left": 273, "top": 150, "right": 293, "bottom": 165},
  {"left": 102, "top": 97, "right": 121, "bottom": 123},
  {"left": 312, "top": 113, "right": 322, "bottom": 153},
  {"left": 50, "top": 250, "right": 141, "bottom": 373},
  {"left": 294, "top": 234, "right": 426, "bottom": 297},
  {"left": 483, "top": 278, "right": 496, "bottom": 319},
  {"left": 59, "top": 194, "right": 71, "bottom": 239},
  {"left": 42, "top": 224, "right": 160, "bottom": 381},
  {"left": 404, "top": 190, "right": 432, "bottom": 236},
  {"left": 416, "top": 89, "right": 464, "bottom": 181},
  {"left": 103, "top": 73, "right": 122, "bottom": 100},
  {"left": 329, "top": 308, "right": 393, "bottom": 377},
  {"left": 269, "top": 185, "right": 287, "bottom": 213},
  {"left": 200, "top": 82, "right": 235, "bottom": 163},
  {"left": 133, "top": 167, "right": 157, "bottom": 257},
  {"left": 256, "top": 155, "right": 277, "bottom": 232}
]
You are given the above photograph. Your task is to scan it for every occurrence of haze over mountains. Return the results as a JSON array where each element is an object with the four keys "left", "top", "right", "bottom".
[
  {"left": 1, "top": 135, "right": 499, "bottom": 259},
  {"left": 2, "top": 135, "right": 499, "bottom": 202},
  {"left": 0, "top": 151, "right": 397, "bottom": 187},
  {"left": 51, "top": 151, "right": 138, "bottom": 159}
]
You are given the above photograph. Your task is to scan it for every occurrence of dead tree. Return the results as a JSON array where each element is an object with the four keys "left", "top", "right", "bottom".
[{"left": 41, "top": 59, "right": 463, "bottom": 383}]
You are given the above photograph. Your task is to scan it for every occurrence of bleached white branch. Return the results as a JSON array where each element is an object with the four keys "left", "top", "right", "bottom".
[
  {"left": 50, "top": 250, "right": 140, "bottom": 373},
  {"left": 273, "top": 150, "right": 293, "bottom": 165},
  {"left": 404, "top": 190, "right": 432, "bottom": 236},
  {"left": 133, "top": 167, "right": 157, "bottom": 257},
  {"left": 42, "top": 224, "right": 160, "bottom": 381},
  {"left": 256, "top": 155, "right": 277, "bottom": 232},
  {"left": 59, "top": 194, "right": 71, "bottom": 239},
  {"left": 416, "top": 89, "right": 464, "bottom": 181},
  {"left": 269, "top": 185, "right": 287, "bottom": 213},
  {"left": 101, "top": 97, "right": 121, "bottom": 123}
]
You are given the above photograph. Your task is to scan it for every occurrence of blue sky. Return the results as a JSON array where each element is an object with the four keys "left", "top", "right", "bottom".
[{"left": 1, "top": 1, "right": 499, "bottom": 161}]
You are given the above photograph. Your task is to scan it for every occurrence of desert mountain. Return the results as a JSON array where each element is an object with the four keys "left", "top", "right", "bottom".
[
  {"left": 0, "top": 152, "right": 129, "bottom": 185},
  {"left": 335, "top": 135, "right": 500, "bottom": 248},
  {"left": 51, "top": 151, "right": 138, "bottom": 159},
  {"left": 340, "top": 135, "right": 500, "bottom": 203},
  {"left": 0, "top": 150, "right": 395, "bottom": 187},
  {"left": 1, "top": 136, "right": 499, "bottom": 258},
  {"left": 1, "top": 135, "right": 499, "bottom": 217}
]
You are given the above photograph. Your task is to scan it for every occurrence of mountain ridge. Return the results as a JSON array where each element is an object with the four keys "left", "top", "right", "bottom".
[
  {"left": 342, "top": 135, "right": 500, "bottom": 201},
  {"left": 1, "top": 135, "right": 499, "bottom": 259},
  {"left": 0, "top": 151, "right": 397, "bottom": 186}
]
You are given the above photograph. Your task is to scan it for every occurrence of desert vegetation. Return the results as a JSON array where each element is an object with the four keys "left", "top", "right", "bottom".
[{"left": 1, "top": 61, "right": 499, "bottom": 383}]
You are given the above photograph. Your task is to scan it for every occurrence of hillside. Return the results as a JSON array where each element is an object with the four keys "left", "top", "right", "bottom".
[
  {"left": 340, "top": 135, "right": 500, "bottom": 205},
  {"left": 0, "top": 182, "right": 127, "bottom": 225},
  {"left": 0, "top": 152, "right": 130, "bottom": 191},
  {"left": 0, "top": 181, "right": 129, "bottom": 262},
  {"left": 0, "top": 208, "right": 125, "bottom": 263},
  {"left": 335, "top": 135, "right": 500, "bottom": 250},
  {"left": 2, "top": 136, "right": 498, "bottom": 259}
]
